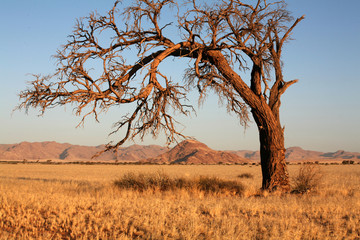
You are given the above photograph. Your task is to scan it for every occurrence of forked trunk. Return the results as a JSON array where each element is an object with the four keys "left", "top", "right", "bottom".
[{"left": 252, "top": 109, "right": 290, "bottom": 192}]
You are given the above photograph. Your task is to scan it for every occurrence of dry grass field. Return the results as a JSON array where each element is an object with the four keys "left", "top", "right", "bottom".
[{"left": 0, "top": 163, "right": 359, "bottom": 239}]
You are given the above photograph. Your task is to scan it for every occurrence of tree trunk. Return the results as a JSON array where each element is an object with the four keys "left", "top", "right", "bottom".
[
  {"left": 252, "top": 108, "right": 290, "bottom": 192},
  {"left": 207, "top": 50, "right": 290, "bottom": 192}
]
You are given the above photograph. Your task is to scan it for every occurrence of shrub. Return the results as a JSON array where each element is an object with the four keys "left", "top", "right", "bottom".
[
  {"left": 114, "top": 172, "right": 245, "bottom": 196},
  {"left": 291, "top": 164, "right": 323, "bottom": 194},
  {"left": 114, "top": 172, "right": 176, "bottom": 192},
  {"left": 197, "top": 176, "right": 244, "bottom": 195}
]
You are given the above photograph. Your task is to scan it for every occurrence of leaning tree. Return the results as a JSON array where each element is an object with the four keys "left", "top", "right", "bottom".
[{"left": 18, "top": 0, "right": 304, "bottom": 191}]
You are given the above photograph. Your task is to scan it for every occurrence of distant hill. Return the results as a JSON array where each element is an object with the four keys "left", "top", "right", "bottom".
[
  {"left": 144, "top": 140, "right": 249, "bottom": 164},
  {"left": 230, "top": 146, "right": 360, "bottom": 162},
  {"left": 0, "top": 141, "right": 167, "bottom": 162},
  {"left": 0, "top": 141, "right": 359, "bottom": 163}
]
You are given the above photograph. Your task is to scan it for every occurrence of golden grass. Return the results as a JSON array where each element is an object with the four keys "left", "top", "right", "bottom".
[{"left": 0, "top": 164, "right": 359, "bottom": 239}]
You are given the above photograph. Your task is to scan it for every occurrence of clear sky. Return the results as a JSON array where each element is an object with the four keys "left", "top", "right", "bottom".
[{"left": 1, "top": 0, "right": 359, "bottom": 152}]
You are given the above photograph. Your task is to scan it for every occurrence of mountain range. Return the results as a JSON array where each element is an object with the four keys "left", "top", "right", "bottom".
[
  {"left": 229, "top": 146, "right": 360, "bottom": 162},
  {"left": 0, "top": 140, "right": 359, "bottom": 163},
  {"left": 0, "top": 141, "right": 167, "bottom": 162}
]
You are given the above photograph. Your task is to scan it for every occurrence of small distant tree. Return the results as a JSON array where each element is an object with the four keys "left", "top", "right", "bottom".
[{"left": 18, "top": 0, "right": 303, "bottom": 191}]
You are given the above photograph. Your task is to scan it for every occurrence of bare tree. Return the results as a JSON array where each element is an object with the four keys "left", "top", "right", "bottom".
[{"left": 18, "top": 0, "right": 304, "bottom": 191}]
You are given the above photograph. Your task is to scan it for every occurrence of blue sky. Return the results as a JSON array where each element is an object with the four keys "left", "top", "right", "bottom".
[{"left": 1, "top": 0, "right": 359, "bottom": 152}]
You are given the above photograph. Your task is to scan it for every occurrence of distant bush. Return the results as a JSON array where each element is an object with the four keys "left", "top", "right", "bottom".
[
  {"left": 342, "top": 160, "right": 354, "bottom": 165},
  {"left": 291, "top": 164, "right": 323, "bottom": 194},
  {"left": 114, "top": 172, "right": 245, "bottom": 196},
  {"left": 237, "top": 173, "right": 254, "bottom": 179}
]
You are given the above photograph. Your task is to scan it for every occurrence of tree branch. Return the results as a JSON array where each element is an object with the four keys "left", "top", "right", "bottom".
[{"left": 17, "top": 0, "right": 302, "bottom": 156}]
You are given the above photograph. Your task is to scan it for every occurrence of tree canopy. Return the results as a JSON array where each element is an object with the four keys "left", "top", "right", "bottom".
[{"left": 18, "top": 0, "right": 304, "bottom": 187}]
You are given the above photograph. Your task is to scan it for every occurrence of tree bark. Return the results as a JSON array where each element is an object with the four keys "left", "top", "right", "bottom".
[
  {"left": 251, "top": 108, "right": 290, "bottom": 192},
  {"left": 207, "top": 50, "right": 290, "bottom": 192},
  {"left": 250, "top": 61, "right": 290, "bottom": 192}
]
